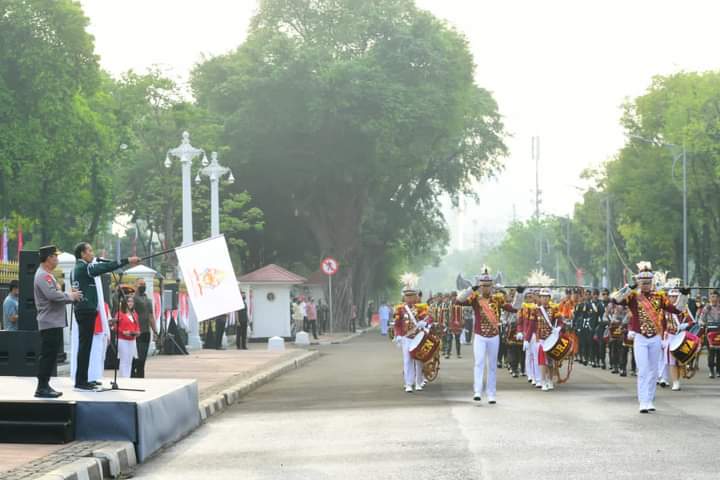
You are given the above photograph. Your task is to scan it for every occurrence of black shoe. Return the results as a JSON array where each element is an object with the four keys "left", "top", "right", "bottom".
[
  {"left": 611, "top": 369, "right": 618, "bottom": 374},
  {"left": 601, "top": 364, "right": 607, "bottom": 370},
  {"left": 639, "top": 408, "right": 649, "bottom": 414},
  {"left": 620, "top": 371, "right": 627, "bottom": 377},
  {"left": 35, "top": 387, "right": 62, "bottom": 398},
  {"left": 88, "top": 381, "right": 103, "bottom": 387},
  {"left": 74, "top": 383, "right": 97, "bottom": 391}
]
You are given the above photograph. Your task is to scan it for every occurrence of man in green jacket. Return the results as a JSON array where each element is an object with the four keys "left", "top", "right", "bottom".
[{"left": 73, "top": 242, "right": 139, "bottom": 390}]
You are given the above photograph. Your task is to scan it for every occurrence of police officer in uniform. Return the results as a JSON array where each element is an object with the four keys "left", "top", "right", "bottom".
[{"left": 34, "top": 245, "right": 82, "bottom": 398}]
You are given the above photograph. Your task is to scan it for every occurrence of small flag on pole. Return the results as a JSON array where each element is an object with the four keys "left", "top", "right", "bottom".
[
  {"left": 1, "top": 224, "right": 8, "bottom": 262},
  {"left": 17, "top": 225, "right": 24, "bottom": 258}
]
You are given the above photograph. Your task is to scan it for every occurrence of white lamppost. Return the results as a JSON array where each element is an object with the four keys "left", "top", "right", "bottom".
[
  {"left": 196, "top": 152, "right": 234, "bottom": 348},
  {"left": 196, "top": 152, "right": 234, "bottom": 237},
  {"left": 165, "top": 131, "right": 208, "bottom": 349}
]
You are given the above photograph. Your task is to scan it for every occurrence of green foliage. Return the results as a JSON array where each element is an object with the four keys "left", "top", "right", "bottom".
[{"left": 0, "top": 0, "right": 115, "bottom": 248}]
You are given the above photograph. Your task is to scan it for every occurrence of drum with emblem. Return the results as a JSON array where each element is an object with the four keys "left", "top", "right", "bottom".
[
  {"left": 409, "top": 329, "right": 440, "bottom": 363},
  {"left": 542, "top": 331, "right": 573, "bottom": 362},
  {"left": 669, "top": 331, "right": 701, "bottom": 365}
]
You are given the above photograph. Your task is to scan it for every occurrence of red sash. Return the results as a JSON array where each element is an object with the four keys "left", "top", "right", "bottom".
[
  {"left": 637, "top": 294, "right": 663, "bottom": 334},
  {"left": 479, "top": 299, "right": 499, "bottom": 327}
]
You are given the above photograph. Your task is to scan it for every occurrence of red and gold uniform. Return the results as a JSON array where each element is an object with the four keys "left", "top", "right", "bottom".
[
  {"left": 612, "top": 262, "right": 688, "bottom": 412},
  {"left": 456, "top": 269, "right": 522, "bottom": 404}
]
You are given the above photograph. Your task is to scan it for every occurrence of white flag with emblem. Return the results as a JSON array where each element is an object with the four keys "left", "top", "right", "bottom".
[{"left": 175, "top": 235, "right": 245, "bottom": 322}]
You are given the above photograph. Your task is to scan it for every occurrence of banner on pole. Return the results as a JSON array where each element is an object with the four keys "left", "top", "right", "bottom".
[{"left": 175, "top": 235, "right": 245, "bottom": 322}]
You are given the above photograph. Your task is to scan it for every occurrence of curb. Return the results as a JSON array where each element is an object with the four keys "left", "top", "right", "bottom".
[
  {"left": 29, "top": 441, "right": 136, "bottom": 480},
  {"left": 198, "top": 349, "right": 320, "bottom": 421}
]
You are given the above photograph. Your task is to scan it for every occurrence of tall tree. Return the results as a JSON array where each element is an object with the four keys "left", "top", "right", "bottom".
[{"left": 192, "top": 0, "right": 506, "bottom": 326}]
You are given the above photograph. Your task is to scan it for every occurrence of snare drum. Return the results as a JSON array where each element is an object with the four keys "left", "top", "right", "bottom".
[
  {"left": 409, "top": 329, "right": 440, "bottom": 363},
  {"left": 669, "top": 331, "right": 701, "bottom": 365},
  {"left": 542, "top": 331, "right": 572, "bottom": 362}
]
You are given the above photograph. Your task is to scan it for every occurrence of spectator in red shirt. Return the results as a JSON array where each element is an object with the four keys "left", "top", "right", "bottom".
[{"left": 116, "top": 296, "right": 140, "bottom": 378}]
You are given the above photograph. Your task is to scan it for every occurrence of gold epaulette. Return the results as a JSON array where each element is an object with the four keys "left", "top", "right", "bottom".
[{"left": 522, "top": 302, "right": 538, "bottom": 309}]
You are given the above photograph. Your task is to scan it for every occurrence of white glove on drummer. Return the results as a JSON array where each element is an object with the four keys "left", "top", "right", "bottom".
[
  {"left": 515, "top": 332, "right": 524, "bottom": 341},
  {"left": 678, "top": 322, "right": 689, "bottom": 331},
  {"left": 627, "top": 330, "right": 636, "bottom": 341},
  {"left": 552, "top": 326, "right": 562, "bottom": 335},
  {"left": 523, "top": 340, "right": 529, "bottom": 351},
  {"left": 392, "top": 336, "right": 402, "bottom": 347}
]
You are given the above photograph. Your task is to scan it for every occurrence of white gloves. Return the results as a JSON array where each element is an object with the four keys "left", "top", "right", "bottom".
[
  {"left": 678, "top": 322, "right": 689, "bottom": 331},
  {"left": 417, "top": 320, "right": 427, "bottom": 329},
  {"left": 523, "top": 340, "right": 529, "bottom": 351},
  {"left": 627, "top": 330, "right": 636, "bottom": 341},
  {"left": 515, "top": 332, "right": 524, "bottom": 341},
  {"left": 552, "top": 326, "right": 562, "bottom": 335}
]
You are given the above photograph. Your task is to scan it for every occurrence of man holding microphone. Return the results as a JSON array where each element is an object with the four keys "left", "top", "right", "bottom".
[{"left": 72, "top": 242, "right": 139, "bottom": 390}]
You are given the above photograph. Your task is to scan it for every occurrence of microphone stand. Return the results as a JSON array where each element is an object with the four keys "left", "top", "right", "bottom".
[{"left": 96, "top": 271, "right": 144, "bottom": 392}]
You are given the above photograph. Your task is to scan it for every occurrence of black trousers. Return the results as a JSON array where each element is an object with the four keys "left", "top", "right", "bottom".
[
  {"left": 75, "top": 310, "right": 97, "bottom": 386},
  {"left": 302, "top": 317, "right": 309, "bottom": 332},
  {"left": 236, "top": 319, "right": 248, "bottom": 349},
  {"left": 214, "top": 317, "right": 226, "bottom": 349},
  {"left": 609, "top": 340, "right": 623, "bottom": 369},
  {"left": 308, "top": 319, "right": 318, "bottom": 339},
  {"left": 37, "top": 327, "right": 63, "bottom": 387},
  {"left": 595, "top": 339, "right": 606, "bottom": 366},
  {"left": 444, "top": 332, "right": 461, "bottom": 357},
  {"left": 498, "top": 339, "right": 507, "bottom": 366},
  {"left": 507, "top": 343, "right": 522, "bottom": 374},
  {"left": 580, "top": 330, "right": 593, "bottom": 362},
  {"left": 132, "top": 332, "right": 151, "bottom": 378},
  {"left": 708, "top": 348, "right": 720, "bottom": 372}
]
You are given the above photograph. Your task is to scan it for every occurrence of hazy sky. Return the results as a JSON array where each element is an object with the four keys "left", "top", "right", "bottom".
[{"left": 80, "top": 0, "right": 720, "bottom": 233}]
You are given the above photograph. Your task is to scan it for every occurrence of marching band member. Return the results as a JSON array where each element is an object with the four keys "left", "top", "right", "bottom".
[
  {"left": 699, "top": 290, "right": 720, "bottom": 378},
  {"left": 503, "top": 291, "right": 523, "bottom": 378},
  {"left": 607, "top": 302, "right": 625, "bottom": 374},
  {"left": 611, "top": 262, "right": 688, "bottom": 413},
  {"left": 445, "top": 294, "right": 463, "bottom": 359},
  {"left": 393, "top": 273, "right": 431, "bottom": 393},
  {"left": 456, "top": 268, "right": 524, "bottom": 403},
  {"left": 535, "top": 287, "right": 565, "bottom": 391},
  {"left": 520, "top": 290, "right": 540, "bottom": 387},
  {"left": 661, "top": 287, "right": 693, "bottom": 391}
]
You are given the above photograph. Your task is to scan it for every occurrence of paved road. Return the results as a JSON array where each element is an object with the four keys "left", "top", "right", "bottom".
[{"left": 135, "top": 334, "right": 720, "bottom": 480}]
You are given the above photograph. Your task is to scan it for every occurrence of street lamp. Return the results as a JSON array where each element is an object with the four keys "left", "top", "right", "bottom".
[
  {"left": 198, "top": 152, "right": 235, "bottom": 237},
  {"left": 165, "top": 131, "right": 208, "bottom": 349},
  {"left": 165, "top": 131, "right": 208, "bottom": 247},
  {"left": 630, "top": 134, "right": 688, "bottom": 284}
]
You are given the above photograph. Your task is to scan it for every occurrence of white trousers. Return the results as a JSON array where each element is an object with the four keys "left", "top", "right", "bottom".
[
  {"left": 634, "top": 334, "right": 662, "bottom": 405},
  {"left": 117, "top": 339, "right": 138, "bottom": 378},
  {"left": 88, "top": 334, "right": 107, "bottom": 382},
  {"left": 526, "top": 334, "right": 540, "bottom": 382},
  {"left": 401, "top": 336, "right": 424, "bottom": 386},
  {"left": 473, "top": 334, "right": 499, "bottom": 397},
  {"left": 70, "top": 319, "right": 106, "bottom": 383}
]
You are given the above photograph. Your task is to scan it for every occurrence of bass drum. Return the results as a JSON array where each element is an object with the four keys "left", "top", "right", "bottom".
[
  {"left": 542, "top": 331, "right": 572, "bottom": 362},
  {"left": 409, "top": 329, "right": 440, "bottom": 363}
]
